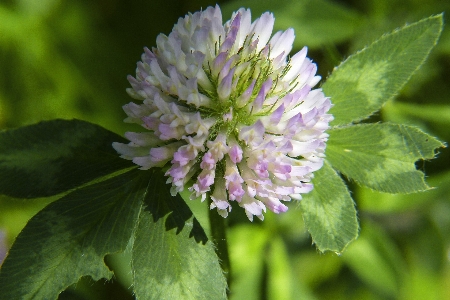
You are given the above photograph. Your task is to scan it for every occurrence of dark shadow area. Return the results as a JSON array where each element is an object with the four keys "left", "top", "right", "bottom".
[
  {"left": 59, "top": 276, "right": 134, "bottom": 300},
  {"left": 144, "top": 170, "right": 208, "bottom": 244},
  {"left": 190, "top": 218, "right": 209, "bottom": 244}
]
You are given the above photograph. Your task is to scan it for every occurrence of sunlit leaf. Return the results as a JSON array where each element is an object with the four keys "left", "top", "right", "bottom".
[
  {"left": 300, "top": 161, "right": 358, "bottom": 253},
  {"left": 0, "top": 169, "right": 149, "bottom": 299},
  {"left": 0, "top": 119, "right": 132, "bottom": 198},
  {"left": 326, "top": 123, "right": 444, "bottom": 193},
  {"left": 323, "top": 14, "right": 443, "bottom": 125},
  {"left": 132, "top": 171, "right": 227, "bottom": 300}
]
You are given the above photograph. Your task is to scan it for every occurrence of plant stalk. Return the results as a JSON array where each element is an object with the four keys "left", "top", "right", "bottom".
[{"left": 208, "top": 203, "right": 231, "bottom": 291}]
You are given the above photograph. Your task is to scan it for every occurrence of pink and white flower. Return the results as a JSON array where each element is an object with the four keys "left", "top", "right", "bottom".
[{"left": 113, "top": 5, "right": 333, "bottom": 221}]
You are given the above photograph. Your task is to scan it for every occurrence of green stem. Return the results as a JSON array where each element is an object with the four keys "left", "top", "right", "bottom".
[{"left": 208, "top": 203, "right": 231, "bottom": 291}]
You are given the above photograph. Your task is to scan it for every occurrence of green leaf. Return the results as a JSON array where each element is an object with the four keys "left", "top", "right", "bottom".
[
  {"left": 132, "top": 171, "right": 227, "bottom": 300},
  {"left": 0, "top": 169, "right": 149, "bottom": 299},
  {"left": 326, "top": 123, "right": 444, "bottom": 193},
  {"left": 221, "top": 0, "right": 363, "bottom": 48},
  {"left": 300, "top": 161, "right": 358, "bottom": 253},
  {"left": 323, "top": 14, "right": 443, "bottom": 125},
  {"left": 0, "top": 119, "right": 133, "bottom": 198}
]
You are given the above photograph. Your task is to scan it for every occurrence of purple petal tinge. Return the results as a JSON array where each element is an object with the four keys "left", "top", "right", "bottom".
[{"left": 113, "top": 5, "right": 333, "bottom": 221}]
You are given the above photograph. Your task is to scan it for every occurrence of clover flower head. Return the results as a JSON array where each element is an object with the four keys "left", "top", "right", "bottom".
[{"left": 113, "top": 5, "right": 333, "bottom": 221}]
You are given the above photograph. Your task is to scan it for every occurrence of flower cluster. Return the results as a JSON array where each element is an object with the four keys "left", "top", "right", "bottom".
[{"left": 113, "top": 5, "right": 333, "bottom": 220}]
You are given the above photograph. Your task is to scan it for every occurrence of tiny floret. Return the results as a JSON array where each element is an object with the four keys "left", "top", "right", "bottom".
[{"left": 113, "top": 5, "right": 333, "bottom": 221}]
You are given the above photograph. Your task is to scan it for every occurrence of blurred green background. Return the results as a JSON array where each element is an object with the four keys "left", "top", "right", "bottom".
[{"left": 0, "top": 0, "right": 449, "bottom": 299}]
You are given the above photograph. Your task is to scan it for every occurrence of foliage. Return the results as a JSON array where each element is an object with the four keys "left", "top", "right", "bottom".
[{"left": 0, "top": 0, "right": 449, "bottom": 299}]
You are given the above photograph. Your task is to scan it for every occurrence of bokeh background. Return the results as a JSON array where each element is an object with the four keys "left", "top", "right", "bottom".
[{"left": 0, "top": 0, "right": 449, "bottom": 299}]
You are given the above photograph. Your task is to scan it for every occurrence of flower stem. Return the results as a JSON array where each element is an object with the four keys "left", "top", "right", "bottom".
[{"left": 208, "top": 203, "right": 231, "bottom": 290}]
